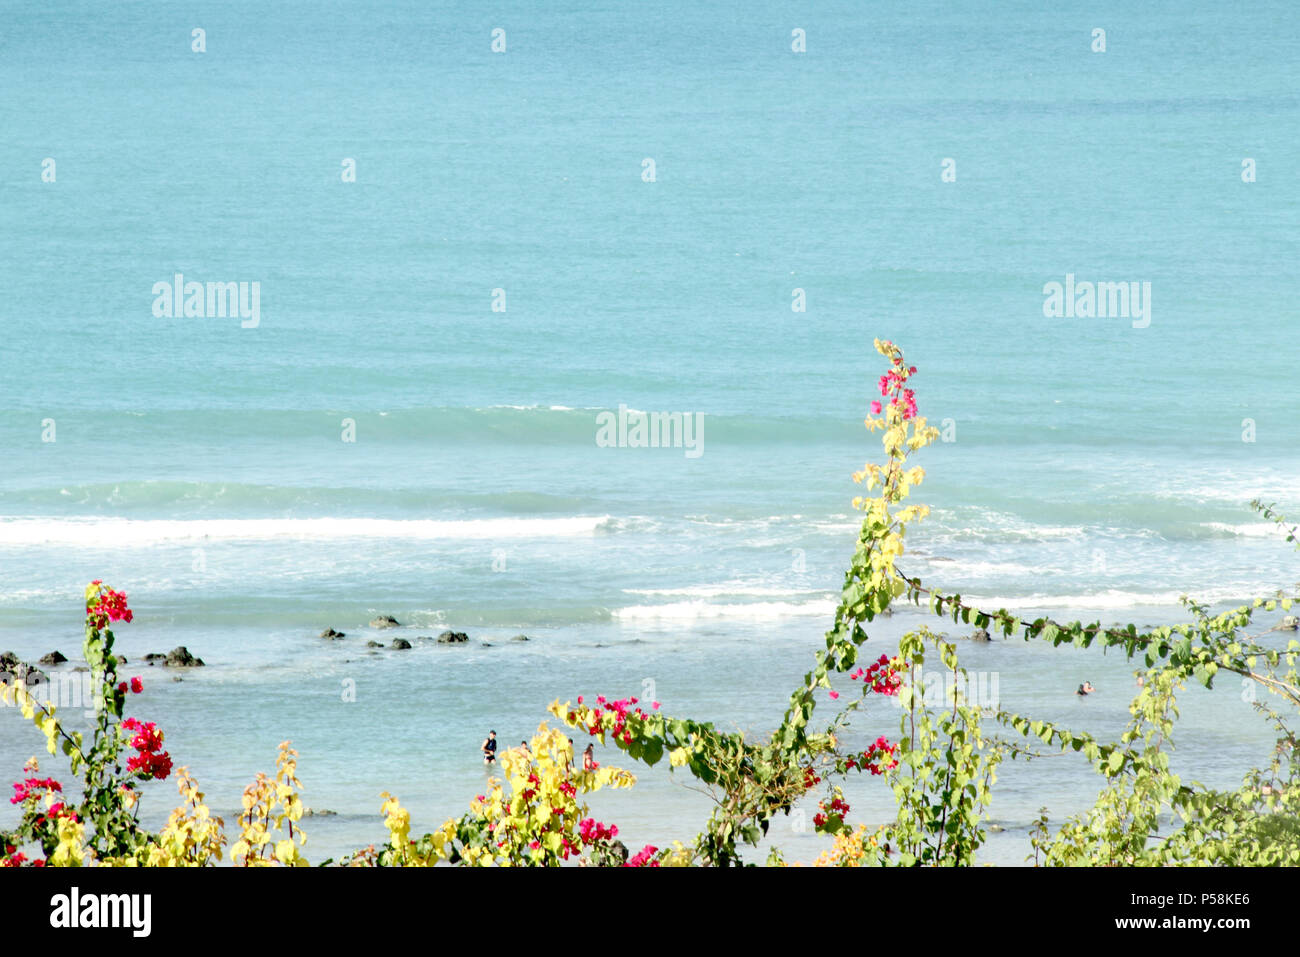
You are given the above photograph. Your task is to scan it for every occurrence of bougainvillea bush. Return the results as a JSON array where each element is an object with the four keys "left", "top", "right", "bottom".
[{"left": 4, "top": 340, "right": 1298, "bottom": 866}]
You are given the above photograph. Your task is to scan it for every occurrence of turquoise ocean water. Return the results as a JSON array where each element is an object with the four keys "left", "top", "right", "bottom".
[{"left": 1, "top": 1, "right": 1298, "bottom": 863}]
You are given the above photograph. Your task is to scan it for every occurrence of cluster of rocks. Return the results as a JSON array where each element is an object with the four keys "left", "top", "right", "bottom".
[
  {"left": 319, "top": 618, "right": 533, "bottom": 650},
  {"left": 141, "top": 646, "right": 205, "bottom": 668},
  {"left": 0, "top": 651, "right": 45, "bottom": 684}
]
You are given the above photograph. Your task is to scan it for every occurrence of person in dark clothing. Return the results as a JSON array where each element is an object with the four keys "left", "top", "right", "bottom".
[{"left": 482, "top": 730, "right": 498, "bottom": 765}]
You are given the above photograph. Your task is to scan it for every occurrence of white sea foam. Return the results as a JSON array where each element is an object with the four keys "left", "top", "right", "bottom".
[
  {"left": 1202, "top": 521, "right": 1292, "bottom": 539},
  {"left": 917, "top": 558, "right": 1041, "bottom": 576},
  {"left": 957, "top": 586, "right": 1260, "bottom": 612},
  {"left": 0, "top": 515, "right": 612, "bottom": 547},
  {"left": 623, "top": 581, "right": 821, "bottom": 599},
  {"left": 614, "top": 598, "right": 836, "bottom": 621}
]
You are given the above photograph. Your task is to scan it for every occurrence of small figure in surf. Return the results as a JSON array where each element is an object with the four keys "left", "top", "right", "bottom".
[
  {"left": 582, "top": 743, "right": 597, "bottom": 771},
  {"left": 482, "top": 730, "right": 497, "bottom": 765},
  {"left": 1076, "top": 681, "right": 1095, "bottom": 696}
]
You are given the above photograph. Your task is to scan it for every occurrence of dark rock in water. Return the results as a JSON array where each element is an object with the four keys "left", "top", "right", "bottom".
[
  {"left": 320, "top": 628, "right": 346, "bottom": 639},
  {"left": 480, "top": 642, "right": 493, "bottom": 648},
  {"left": 970, "top": 628, "right": 991, "bottom": 642},
  {"left": 164, "top": 646, "right": 205, "bottom": 667},
  {"left": 172, "top": 676, "right": 184, "bottom": 682},
  {"left": 39, "top": 651, "right": 68, "bottom": 666},
  {"left": 608, "top": 840, "right": 629, "bottom": 864},
  {"left": 1281, "top": 615, "right": 1299, "bottom": 631},
  {"left": 437, "top": 631, "right": 469, "bottom": 644},
  {"left": 391, "top": 638, "right": 412, "bottom": 650},
  {"left": 304, "top": 808, "right": 338, "bottom": 817},
  {"left": 370, "top": 616, "right": 400, "bottom": 629},
  {"left": 510, "top": 634, "right": 530, "bottom": 642},
  {"left": 143, "top": 653, "right": 168, "bottom": 666},
  {"left": 1, "top": 652, "right": 45, "bottom": 684},
  {"left": 365, "top": 640, "right": 383, "bottom": 648}
]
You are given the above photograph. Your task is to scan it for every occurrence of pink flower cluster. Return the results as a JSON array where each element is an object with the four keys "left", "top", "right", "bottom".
[
  {"left": 871, "top": 352, "right": 920, "bottom": 420},
  {"left": 9, "top": 774, "right": 76, "bottom": 836},
  {"left": 849, "top": 654, "right": 906, "bottom": 695},
  {"left": 10, "top": 776, "right": 61, "bottom": 805},
  {"left": 122, "top": 718, "right": 172, "bottom": 780},
  {"left": 1, "top": 846, "right": 42, "bottom": 867},
  {"left": 845, "top": 736, "right": 899, "bottom": 776},
  {"left": 34, "top": 802, "right": 77, "bottom": 827},
  {"left": 624, "top": 844, "right": 659, "bottom": 867},
  {"left": 570, "top": 694, "right": 651, "bottom": 746},
  {"left": 578, "top": 817, "right": 618, "bottom": 844},
  {"left": 814, "top": 795, "right": 851, "bottom": 829},
  {"left": 86, "top": 581, "right": 133, "bottom": 629}
]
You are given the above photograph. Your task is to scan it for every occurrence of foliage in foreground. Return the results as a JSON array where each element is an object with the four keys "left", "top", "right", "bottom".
[{"left": 3, "top": 341, "right": 1299, "bottom": 866}]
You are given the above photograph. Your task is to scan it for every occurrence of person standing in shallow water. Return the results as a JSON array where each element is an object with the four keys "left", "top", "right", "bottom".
[
  {"left": 482, "top": 730, "right": 497, "bottom": 766},
  {"left": 583, "top": 743, "right": 597, "bottom": 771}
]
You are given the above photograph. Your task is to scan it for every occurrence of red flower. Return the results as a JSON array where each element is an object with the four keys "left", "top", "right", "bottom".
[
  {"left": 121, "top": 717, "right": 171, "bottom": 780},
  {"left": 86, "top": 583, "right": 133, "bottom": 630},
  {"left": 624, "top": 844, "right": 659, "bottom": 867}
]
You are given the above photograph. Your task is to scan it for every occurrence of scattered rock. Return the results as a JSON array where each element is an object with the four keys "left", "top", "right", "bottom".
[
  {"left": 1281, "top": 615, "right": 1299, "bottom": 631},
  {"left": 370, "top": 616, "right": 400, "bottom": 629},
  {"left": 304, "top": 808, "right": 338, "bottom": 817},
  {"left": 164, "top": 646, "right": 205, "bottom": 668},
  {"left": 320, "top": 628, "right": 346, "bottom": 639},
  {"left": 143, "top": 653, "right": 168, "bottom": 666},
  {"left": 437, "top": 631, "right": 469, "bottom": 644},
  {"left": 480, "top": 642, "right": 493, "bottom": 648},
  {"left": 391, "top": 638, "right": 412, "bottom": 650},
  {"left": 988, "top": 824, "right": 1005, "bottom": 833},
  {"left": 365, "top": 640, "right": 383, "bottom": 648},
  {"left": 0, "top": 652, "right": 45, "bottom": 684},
  {"left": 970, "top": 628, "right": 991, "bottom": 642},
  {"left": 510, "top": 634, "right": 530, "bottom": 642},
  {"left": 39, "top": 651, "right": 68, "bottom": 666}
]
